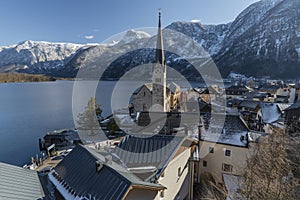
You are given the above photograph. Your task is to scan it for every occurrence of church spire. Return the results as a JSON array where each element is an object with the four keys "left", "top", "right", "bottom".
[
  {"left": 155, "top": 11, "right": 165, "bottom": 65},
  {"left": 151, "top": 10, "right": 167, "bottom": 112}
]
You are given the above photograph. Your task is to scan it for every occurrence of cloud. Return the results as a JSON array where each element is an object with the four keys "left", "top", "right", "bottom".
[
  {"left": 191, "top": 19, "right": 200, "bottom": 23},
  {"left": 85, "top": 35, "right": 94, "bottom": 40}
]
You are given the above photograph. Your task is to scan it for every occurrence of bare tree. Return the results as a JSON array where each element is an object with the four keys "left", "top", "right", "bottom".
[{"left": 239, "top": 129, "right": 298, "bottom": 200}]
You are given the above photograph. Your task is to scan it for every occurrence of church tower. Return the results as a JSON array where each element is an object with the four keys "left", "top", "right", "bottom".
[{"left": 152, "top": 11, "right": 167, "bottom": 112}]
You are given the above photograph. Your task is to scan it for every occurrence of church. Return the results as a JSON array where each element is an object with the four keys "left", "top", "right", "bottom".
[{"left": 131, "top": 12, "right": 181, "bottom": 114}]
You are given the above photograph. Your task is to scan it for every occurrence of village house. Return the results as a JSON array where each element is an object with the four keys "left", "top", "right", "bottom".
[
  {"left": 197, "top": 113, "right": 252, "bottom": 183},
  {"left": 275, "top": 85, "right": 296, "bottom": 103},
  {"left": 256, "top": 102, "right": 290, "bottom": 133},
  {"left": 234, "top": 99, "right": 260, "bottom": 129},
  {"left": 225, "top": 85, "right": 252, "bottom": 99},
  {"left": 285, "top": 101, "right": 300, "bottom": 133},
  {"left": 48, "top": 134, "right": 198, "bottom": 200}
]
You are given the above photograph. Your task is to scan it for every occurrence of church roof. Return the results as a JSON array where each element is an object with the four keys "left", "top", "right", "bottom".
[
  {"left": 132, "top": 83, "right": 153, "bottom": 95},
  {"left": 155, "top": 11, "right": 165, "bottom": 65}
]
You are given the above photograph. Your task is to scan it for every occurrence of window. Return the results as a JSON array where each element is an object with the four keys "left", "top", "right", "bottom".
[
  {"left": 222, "top": 163, "right": 233, "bottom": 172},
  {"left": 160, "top": 190, "right": 165, "bottom": 198},
  {"left": 178, "top": 167, "right": 181, "bottom": 176},
  {"left": 203, "top": 160, "right": 207, "bottom": 167},
  {"left": 209, "top": 147, "right": 214, "bottom": 153},
  {"left": 225, "top": 149, "right": 231, "bottom": 157}
]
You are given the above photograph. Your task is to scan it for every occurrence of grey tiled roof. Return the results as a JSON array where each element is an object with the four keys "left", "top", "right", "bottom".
[
  {"left": 200, "top": 113, "right": 249, "bottom": 147},
  {"left": 0, "top": 162, "right": 44, "bottom": 200}
]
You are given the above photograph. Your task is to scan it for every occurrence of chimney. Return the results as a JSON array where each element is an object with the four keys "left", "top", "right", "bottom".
[
  {"left": 95, "top": 160, "right": 103, "bottom": 172},
  {"left": 105, "top": 155, "right": 112, "bottom": 165}
]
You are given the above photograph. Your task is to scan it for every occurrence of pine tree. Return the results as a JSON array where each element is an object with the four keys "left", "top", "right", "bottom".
[{"left": 76, "top": 97, "right": 102, "bottom": 135}]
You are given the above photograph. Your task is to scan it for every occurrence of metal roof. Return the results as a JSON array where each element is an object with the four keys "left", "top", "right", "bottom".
[
  {"left": 0, "top": 162, "right": 44, "bottom": 200},
  {"left": 114, "top": 134, "right": 184, "bottom": 170},
  {"left": 285, "top": 101, "right": 300, "bottom": 111},
  {"left": 54, "top": 145, "right": 130, "bottom": 200},
  {"left": 53, "top": 144, "right": 164, "bottom": 200}
]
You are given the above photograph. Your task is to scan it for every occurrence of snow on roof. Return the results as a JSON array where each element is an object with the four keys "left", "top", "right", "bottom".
[
  {"left": 277, "top": 103, "right": 292, "bottom": 112},
  {"left": 197, "top": 114, "right": 249, "bottom": 147},
  {"left": 260, "top": 102, "right": 281, "bottom": 123},
  {"left": 248, "top": 131, "right": 267, "bottom": 143}
]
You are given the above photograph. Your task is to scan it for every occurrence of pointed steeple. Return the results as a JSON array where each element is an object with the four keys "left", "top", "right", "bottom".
[
  {"left": 155, "top": 11, "right": 165, "bottom": 65},
  {"left": 151, "top": 10, "right": 167, "bottom": 112}
]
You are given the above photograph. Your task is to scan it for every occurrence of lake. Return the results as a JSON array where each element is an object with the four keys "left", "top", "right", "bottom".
[{"left": 0, "top": 80, "right": 205, "bottom": 166}]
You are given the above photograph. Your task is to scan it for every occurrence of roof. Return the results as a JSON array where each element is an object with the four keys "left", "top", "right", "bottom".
[
  {"left": 260, "top": 102, "right": 281, "bottom": 123},
  {"left": 200, "top": 113, "right": 249, "bottom": 147},
  {"left": 52, "top": 144, "right": 163, "bottom": 200},
  {"left": 0, "top": 162, "right": 44, "bottom": 200},
  {"left": 132, "top": 83, "right": 153, "bottom": 95},
  {"left": 277, "top": 103, "right": 292, "bottom": 112},
  {"left": 259, "top": 84, "right": 280, "bottom": 91},
  {"left": 285, "top": 101, "right": 300, "bottom": 111},
  {"left": 199, "top": 86, "right": 219, "bottom": 95},
  {"left": 238, "top": 100, "right": 260, "bottom": 110},
  {"left": 114, "top": 134, "right": 193, "bottom": 179},
  {"left": 226, "top": 85, "right": 248, "bottom": 92},
  {"left": 248, "top": 131, "right": 267, "bottom": 143}
]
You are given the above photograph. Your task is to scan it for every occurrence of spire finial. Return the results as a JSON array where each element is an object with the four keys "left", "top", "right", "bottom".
[{"left": 158, "top": 8, "right": 161, "bottom": 17}]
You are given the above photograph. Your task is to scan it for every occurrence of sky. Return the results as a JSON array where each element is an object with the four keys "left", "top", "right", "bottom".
[{"left": 0, "top": 0, "right": 259, "bottom": 46}]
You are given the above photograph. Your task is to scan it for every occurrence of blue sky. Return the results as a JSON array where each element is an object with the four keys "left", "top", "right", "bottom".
[{"left": 0, "top": 0, "right": 259, "bottom": 46}]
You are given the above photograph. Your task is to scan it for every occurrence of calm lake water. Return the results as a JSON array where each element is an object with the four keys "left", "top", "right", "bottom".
[{"left": 0, "top": 80, "right": 204, "bottom": 166}]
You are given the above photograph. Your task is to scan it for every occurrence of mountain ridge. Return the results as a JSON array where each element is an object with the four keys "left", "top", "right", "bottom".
[{"left": 0, "top": 0, "right": 299, "bottom": 79}]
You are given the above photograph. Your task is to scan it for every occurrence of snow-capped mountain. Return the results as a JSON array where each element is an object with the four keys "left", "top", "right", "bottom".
[
  {"left": 0, "top": 0, "right": 299, "bottom": 79},
  {"left": 65, "top": 0, "right": 300, "bottom": 79},
  {"left": 0, "top": 40, "right": 84, "bottom": 74},
  {"left": 166, "top": 22, "right": 230, "bottom": 56},
  {"left": 117, "top": 29, "right": 151, "bottom": 45},
  {"left": 215, "top": 0, "right": 300, "bottom": 78}
]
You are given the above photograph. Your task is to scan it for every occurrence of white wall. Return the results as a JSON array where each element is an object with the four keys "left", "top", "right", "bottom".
[
  {"left": 155, "top": 148, "right": 191, "bottom": 200},
  {"left": 199, "top": 141, "right": 251, "bottom": 183}
]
